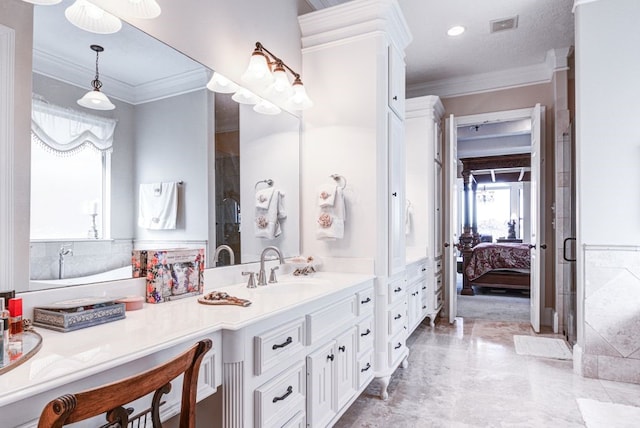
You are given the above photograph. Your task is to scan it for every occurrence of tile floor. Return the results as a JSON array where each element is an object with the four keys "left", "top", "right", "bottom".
[{"left": 335, "top": 316, "right": 640, "bottom": 427}]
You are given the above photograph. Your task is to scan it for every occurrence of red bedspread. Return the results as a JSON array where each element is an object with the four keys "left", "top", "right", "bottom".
[{"left": 465, "top": 243, "right": 530, "bottom": 281}]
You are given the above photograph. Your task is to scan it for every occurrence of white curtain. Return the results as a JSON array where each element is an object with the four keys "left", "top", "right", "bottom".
[{"left": 31, "top": 95, "right": 117, "bottom": 155}]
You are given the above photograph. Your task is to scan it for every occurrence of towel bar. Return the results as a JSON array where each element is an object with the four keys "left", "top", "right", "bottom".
[
  {"left": 255, "top": 179, "right": 274, "bottom": 189},
  {"left": 330, "top": 174, "right": 347, "bottom": 189}
]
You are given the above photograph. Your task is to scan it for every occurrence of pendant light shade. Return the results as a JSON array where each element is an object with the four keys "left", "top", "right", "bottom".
[
  {"left": 267, "top": 61, "right": 293, "bottom": 103},
  {"left": 116, "top": 0, "right": 162, "bottom": 19},
  {"left": 285, "top": 77, "right": 314, "bottom": 111},
  {"left": 65, "top": 0, "right": 122, "bottom": 34},
  {"left": 253, "top": 99, "right": 281, "bottom": 115},
  {"left": 21, "top": 0, "right": 62, "bottom": 5},
  {"left": 231, "top": 88, "right": 259, "bottom": 105},
  {"left": 77, "top": 89, "right": 115, "bottom": 110},
  {"left": 241, "top": 47, "right": 273, "bottom": 86},
  {"left": 77, "top": 45, "right": 115, "bottom": 111},
  {"left": 206, "top": 72, "right": 239, "bottom": 94}
]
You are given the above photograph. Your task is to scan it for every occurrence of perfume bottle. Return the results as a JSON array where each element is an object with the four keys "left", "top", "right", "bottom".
[
  {"left": 8, "top": 297, "right": 23, "bottom": 336},
  {"left": 0, "top": 298, "right": 8, "bottom": 364}
]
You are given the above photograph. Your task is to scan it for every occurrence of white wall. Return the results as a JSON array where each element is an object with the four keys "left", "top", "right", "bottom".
[
  {"left": 240, "top": 105, "right": 301, "bottom": 261},
  {"left": 575, "top": 0, "right": 640, "bottom": 384},
  {"left": 134, "top": 89, "right": 211, "bottom": 242}
]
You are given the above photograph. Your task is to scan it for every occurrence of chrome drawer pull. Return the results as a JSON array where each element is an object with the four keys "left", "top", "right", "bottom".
[
  {"left": 361, "top": 297, "right": 371, "bottom": 304},
  {"left": 272, "top": 386, "right": 293, "bottom": 403},
  {"left": 360, "top": 328, "right": 371, "bottom": 337},
  {"left": 272, "top": 336, "right": 293, "bottom": 350},
  {"left": 360, "top": 362, "right": 371, "bottom": 372},
  {"left": 394, "top": 343, "right": 402, "bottom": 350}
]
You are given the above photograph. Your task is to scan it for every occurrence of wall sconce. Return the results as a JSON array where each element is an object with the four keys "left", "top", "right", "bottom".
[
  {"left": 77, "top": 44, "right": 115, "bottom": 111},
  {"left": 241, "top": 41, "right": 313, "bottom": 111},
  {"left": 65, "top": 0, "right": 122, "bottom": 34}
]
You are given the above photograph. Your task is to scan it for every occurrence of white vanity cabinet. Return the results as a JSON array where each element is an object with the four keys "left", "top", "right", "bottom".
[
  {"left": 221, "top": 277, "right": 375, "bottom": 428},
  {"left": 406, "top": 258, "right": 428, "bottom": 334}
]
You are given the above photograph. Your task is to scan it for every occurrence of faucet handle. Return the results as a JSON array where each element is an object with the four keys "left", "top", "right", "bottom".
[
  {"left": 242, "top": 271, "right": 257, "bottom": 288},
  {"left": 268, "top": 266, "right": 280, "bottom": 284}
]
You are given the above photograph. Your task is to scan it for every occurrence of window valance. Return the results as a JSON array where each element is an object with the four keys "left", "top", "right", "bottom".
[{"left": 31, "top": 95, "right": 117, "bottom": 155}]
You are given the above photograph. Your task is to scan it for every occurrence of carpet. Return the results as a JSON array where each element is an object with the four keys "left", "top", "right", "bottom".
[
  {"left": 457, "top": 292, "right": 530, "bottom": 322},
  {"left": 577, "top": 398, "right": 640, "bottom": 428},
  {"left": 513, "top": 335, "right": 572, "bottom": 360}
]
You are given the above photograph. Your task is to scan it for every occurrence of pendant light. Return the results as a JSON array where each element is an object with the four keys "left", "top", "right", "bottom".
[
  {"left": 77, "top": 45, "right": 115, "bottom": 111},
  {"left": 116, "top": 0, "right": 162, "bottom": 19},
  {"left": 65, "top": 0, "right": 122, "bottom": 34}
]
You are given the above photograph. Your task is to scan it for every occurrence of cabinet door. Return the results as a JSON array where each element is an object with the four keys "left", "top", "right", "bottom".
[
  {"left": 334, "top": 328, "right": 356, "bottom": 410},
  {"left": 434, "top": 160, "right": 443, "bottom": 259},
  {"left": 306, "top": 341, "right": 336, "bottom": 428},
  {"left": 388, "top": 112, "right": 405, "bottom": 275},
  {"left": 388, "top": 45, "right": 405, "bottom": 118}
]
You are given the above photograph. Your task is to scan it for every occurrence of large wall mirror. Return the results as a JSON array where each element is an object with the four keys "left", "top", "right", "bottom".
[{"left": 26, "top": 0, "right": 300, "bottom": 292}]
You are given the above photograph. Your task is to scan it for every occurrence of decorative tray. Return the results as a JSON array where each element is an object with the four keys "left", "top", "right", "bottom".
[{"left": 197, "top": 291, "right": 251, "bottom": 307}]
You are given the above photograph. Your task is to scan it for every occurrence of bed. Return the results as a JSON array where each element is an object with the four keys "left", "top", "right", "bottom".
[{"left": 464, "top": 242, "right": 531, "bottom": 292}]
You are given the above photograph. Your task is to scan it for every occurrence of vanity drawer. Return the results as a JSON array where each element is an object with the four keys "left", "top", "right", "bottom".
[
  {"left": 357, "top": 316, "right": 374, "bottom": 353},
  {"left": 406, "top": 261, "right": 428, "bottom": 284},
  {"left": 435, "top": 257, "right": 443, "bottom": 273},
  {"left": 388, "top": 298, "right": 407, "bottom": 336},
  {"left": 283, "top": 411, "right": 306, "bottom": 428},
  {"left": 387, "top": 276, "right": 406, "bottom": 305},
  {"left": 255, "top": 318, "right": 305, "bottom": 376},
  {"left": 357, "top": 287, "right": 374, "bottom": 316},
  {"left": 254, "top": 362, "right": 305, "bottom": 428},
  {"left": 388, "top": 330, "right": 407, "bottom": 367},
  {"left": 435, "top": 288, "right": 444, "bottom": 310},
  {"left": 306, "top": 295, "right": 356, "bottom": 345},
  {"left": 435, "top": 273, "right": 443, "bottom": 293},
  {"left": 357, "top": 351, "right": 374, "bottom": 389}
]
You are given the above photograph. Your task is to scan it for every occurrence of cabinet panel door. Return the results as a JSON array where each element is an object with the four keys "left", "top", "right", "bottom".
[
  {"left": 334, "top": 328, "right": 356, "bottom": 410},
  {"left": 388, "top": 112, "right": 405, "bottom": 275},
  {"left": 306, "top": 341, "right": 336, "bottom": 428},
  {"left": 388, "top": 45, "right": 406, "bottom": 117}
]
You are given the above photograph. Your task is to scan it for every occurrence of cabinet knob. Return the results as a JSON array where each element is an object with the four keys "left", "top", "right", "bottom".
[
  {"left": 392, "top": 192, "right": 397, "bottom": 197},
  {"left": 393, "top": 95, "right": 398, "bottom": 101}
]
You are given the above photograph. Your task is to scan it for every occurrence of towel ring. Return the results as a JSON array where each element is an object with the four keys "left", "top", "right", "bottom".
[
  {"left": 330, "top": 174, "right": 347, "bottom": 189},
  {"left": 255, "top": 179, "right": 274, "bottom": 190}
]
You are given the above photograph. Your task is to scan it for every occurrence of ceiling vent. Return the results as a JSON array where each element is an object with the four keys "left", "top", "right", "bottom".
[{"left": 490, "top": 16, "right": 519, "bottom": 33}]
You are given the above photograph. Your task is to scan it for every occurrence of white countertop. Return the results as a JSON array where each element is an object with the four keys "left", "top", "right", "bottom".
[{"left": 0, "top": 272, "right": 373, "bottom": 408}]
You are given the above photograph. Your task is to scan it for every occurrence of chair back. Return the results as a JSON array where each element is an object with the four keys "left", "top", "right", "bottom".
[{"left": 38, "top": 339, "right": 212, "bottom": 428}]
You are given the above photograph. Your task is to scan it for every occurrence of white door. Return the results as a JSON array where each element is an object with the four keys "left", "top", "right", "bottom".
[
  {"left": 530, "top": 104, "right": 542, "bottom": 332},
  {"left": 306, "top": 341, "right": 336, "bottom": 428},
  {"left": 444, "top": 115, "right": 458, "bottom": 324}
]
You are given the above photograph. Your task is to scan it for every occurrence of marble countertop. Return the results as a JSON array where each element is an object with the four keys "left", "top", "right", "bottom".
[{"left": 0, "top": 271, "right": 373, "bottom": 408}]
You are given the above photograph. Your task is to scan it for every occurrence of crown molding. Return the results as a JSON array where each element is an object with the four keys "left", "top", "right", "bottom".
[
  {"left": 299, "top": 0, "right": 412, "bottom": 52},
  {"left": 407, "top": 62, "right": 553, "bottom": 99},
  {"left": 33, "top": 49, "right": 209, "bottom": 105},
  {"left": 406, "top": 95, "right": 444, "bottom": 120}
]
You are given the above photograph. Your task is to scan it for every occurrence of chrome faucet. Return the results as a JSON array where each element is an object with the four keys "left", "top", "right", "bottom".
[
  {"left": 58, "top": 245, "right": 73, "bottom": 279},
  {"left": 213, "top": 244, "right": 235, "bottom": 267},
  {"left": 257, "top": 246, "right": 284, "bottom": 286}
]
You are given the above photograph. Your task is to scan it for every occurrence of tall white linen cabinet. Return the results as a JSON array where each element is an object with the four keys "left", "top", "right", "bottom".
[{"left": 299, "top": 0, "right": 412, "bottom": 402}]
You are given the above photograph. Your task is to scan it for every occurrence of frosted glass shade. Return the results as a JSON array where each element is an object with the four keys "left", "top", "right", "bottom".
[
  {"left": 231, "top": 88, "right": 259, "bottom": 105},
  {"left": 116, "top": 0, "right": 161, "bottom": 19},
  {"left": 65, "top": 0, "right": 122, "bottom": 34},
  {"left": 241, "top": 51, "right": 273, "bottom": 86},
  {"left": 253, "top": 99, "right": 281, "bottom": 115},
  {"left": 285, "top": 79, "right": 313, "bottom": 110},
  {"left": 267, "top": 65, "right": 293, "bottom": 103},
  {"left": 77, "top": 89, "right": 115, "bottom": 111},
  {"left": 206, "top": 72, "right": 239, "bottom": 94}
]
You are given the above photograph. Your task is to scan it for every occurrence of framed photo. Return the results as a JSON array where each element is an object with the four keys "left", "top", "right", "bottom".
[{"left": 133, "top": 248, "right": 205, "bottom": 303}]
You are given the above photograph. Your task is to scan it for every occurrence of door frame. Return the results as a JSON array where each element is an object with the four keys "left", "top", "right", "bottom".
[{"left": 444, "top": 106, "right": 547, "bottom": 328}]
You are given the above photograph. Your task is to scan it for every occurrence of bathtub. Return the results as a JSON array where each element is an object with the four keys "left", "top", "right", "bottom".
[{"left": 29, "top": 266, "right": 134, "bottom": 290}]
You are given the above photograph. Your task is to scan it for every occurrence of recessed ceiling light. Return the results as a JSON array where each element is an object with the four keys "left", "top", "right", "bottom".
[{"left": 447, "top": 25, "right": 465, "bottom": 37}]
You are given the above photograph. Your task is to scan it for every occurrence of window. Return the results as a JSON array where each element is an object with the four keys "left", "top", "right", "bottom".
[
  {"left": 476, "top": 182, "right": 523, "bottom": 241},
  {"left": 29, "top": 96, "right": 116, "bottom": 240}
]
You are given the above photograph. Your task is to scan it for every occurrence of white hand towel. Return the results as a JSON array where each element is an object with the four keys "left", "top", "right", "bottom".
[
  {"left": 316, "top": 186, "right": 345, "bottom": 240},
  {"left": 138, "top": 182, "right": 178, "bottom": 230},
  {"left": 317, "top": 185, "right": 337, "bottom": 207},
  {"left": 255, "top": 188, "right": 274, "bottom": 210},
  {"left": 255, "top": 189, "right": 287, "bottom": 239},
  {"left": 405, "top": 200, "right": 413, "bottom": 235}
]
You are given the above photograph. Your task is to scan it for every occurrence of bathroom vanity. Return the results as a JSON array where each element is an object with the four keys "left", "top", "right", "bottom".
[{"left": 0, "top": 271, "right": 374, "bottom": 428}]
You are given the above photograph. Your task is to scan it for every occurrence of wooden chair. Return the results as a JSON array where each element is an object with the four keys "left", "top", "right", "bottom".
[{"left": 38, "top": 339, "right": 212, "bottom": 428}]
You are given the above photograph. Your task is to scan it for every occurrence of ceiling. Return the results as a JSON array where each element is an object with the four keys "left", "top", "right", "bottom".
[{"left": 302, "top": 0, "right": 575, "bottom": 98}]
